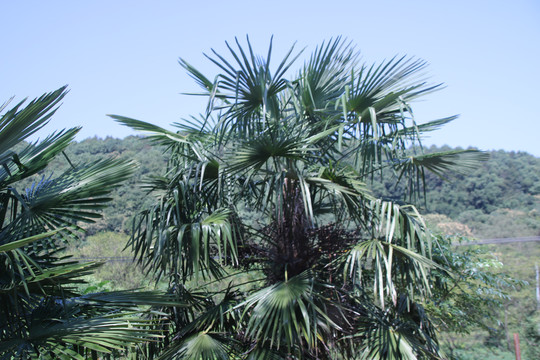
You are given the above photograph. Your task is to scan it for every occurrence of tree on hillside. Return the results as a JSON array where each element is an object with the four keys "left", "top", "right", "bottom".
[
  {"left": 113, "top": 37, "right": 487, "bottom": 359},
  {"left": 0, "top": 87, "right": 175, "bottom": 359}
]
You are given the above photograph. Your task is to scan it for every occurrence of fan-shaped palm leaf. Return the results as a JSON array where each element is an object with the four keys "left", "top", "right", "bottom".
[
  {"left": 0, "top": 128, "right": 79, "bottom": 188},
  {"left": 238, "top": 271, "right": 337, "bottom": 352},
  {"left": 2, "top": 158, "right": 136, "bottom": 243},
  {"left": 155, "top": 331, "right": 233, "bottom": 360},
  {"left": 0, "top": 86, "right": 67, "bottom": 156},
  {"left": 296, "top": 37, "right": 357, "bottom": 119}
]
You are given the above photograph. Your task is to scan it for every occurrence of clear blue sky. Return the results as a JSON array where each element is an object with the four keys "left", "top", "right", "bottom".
[{"left": 2, "top": 0, "right": 539, "bottom": 155}]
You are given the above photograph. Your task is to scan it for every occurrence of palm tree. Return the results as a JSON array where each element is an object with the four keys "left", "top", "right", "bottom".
[
  {"left": 112, "top": 37, "right": 486, "bottom": 359},
  {"left": 0, "top": 87, "right": 180, "bottom": 359}
]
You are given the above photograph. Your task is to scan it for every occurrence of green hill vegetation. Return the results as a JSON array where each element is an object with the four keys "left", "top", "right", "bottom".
[{"left": 29, "top": 136, "right": 540, "bottom": 240}]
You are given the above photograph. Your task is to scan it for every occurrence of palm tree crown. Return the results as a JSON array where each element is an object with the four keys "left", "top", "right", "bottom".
[{"left": 113, "top": 37, "right": 486, "bottom": 359}]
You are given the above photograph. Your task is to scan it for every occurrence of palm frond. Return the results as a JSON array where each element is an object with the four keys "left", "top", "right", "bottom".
[
  {"left": 202, "top": 36, "right": 301, "bottom": 137},
  {"left": 345, "top": 298, "right": 441, "bottom": 360},
  {"left": 155, "top": 331, "right": 234, "bottom": 360},
  {"left": 0, "top": 128, "right": 80, "bottom": 188},
  {"left": 397, "top": 149, "right": 489, "bottom": 179},
  {"left": 297, "top": 37, "right": 357, "bottom": 119},
  {"left": 0, "top": 311, "right": 163, "bottom": 360},
  {"left": 238, "top": 271, "right": 336, "bottom": 352},
  {"left": 2, "top": 158, "right": 136, "bottom": 244},
  {"left": 128, "top": 181, "right": 237, "bottom": 283},
  {"left": 341, "top": 201, "right": 443, "bottom": 308},
  {"left": 0, "top": 86, "right": 68, "bottom": 156},
  {"left": 110, "top": 115, "right": 191, "bottom": 146},
  {"left": 394, "top": 149, "right": 489, "bottom": 200}
]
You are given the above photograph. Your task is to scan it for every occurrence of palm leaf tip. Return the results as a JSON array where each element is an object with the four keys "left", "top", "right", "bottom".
[
  {"left": 405, "top": 149, "right": 488, "bottom": 178},
  {"left": 0, "top": 86, "right": 69, "bottom": 156}
]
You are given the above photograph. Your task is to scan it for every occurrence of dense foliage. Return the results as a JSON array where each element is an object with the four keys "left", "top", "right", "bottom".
[
  {"left": 106, "top": 37, "right": 498, "bottom": 359},
  {"left": 5, "top": 39, "right": 538, "bottom": 360},
  {"left": 0, "top": 88, "right": 179, "bottom": 359}
]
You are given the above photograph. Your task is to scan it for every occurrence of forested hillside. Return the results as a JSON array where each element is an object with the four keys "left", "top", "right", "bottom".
[
  {"left": 370, "top": 145, "right": 540, "bottom": 239},
  {"left": 25, "top": 136, "right": 539, "bottom": 240}
]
